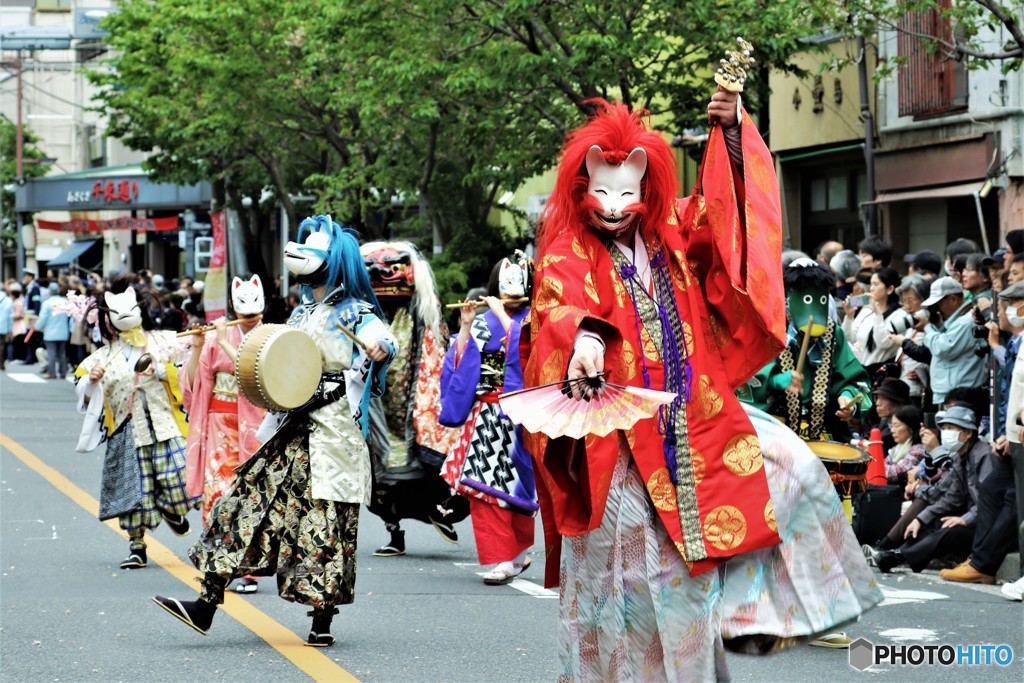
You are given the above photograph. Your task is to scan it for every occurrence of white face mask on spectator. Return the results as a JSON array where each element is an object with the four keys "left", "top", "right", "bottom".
[
  {"left": 1006, "top": 305, "right": 1024, "bottom": 328},
  {"left": 939, "top": 428, "right": 964, "bottom": 452}
]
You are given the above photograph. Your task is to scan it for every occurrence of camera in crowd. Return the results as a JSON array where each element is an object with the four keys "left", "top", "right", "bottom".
[{"left": 972, "top": 304, "right": 993, "bottom": 339}]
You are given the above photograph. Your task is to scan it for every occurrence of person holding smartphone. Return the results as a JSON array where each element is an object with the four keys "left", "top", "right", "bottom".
[
  {"left": 842, "top": 267, "right": 913, "bottom": 381},
  {"left": 920, "top": 276, "right": 988, "bottom": 412}
]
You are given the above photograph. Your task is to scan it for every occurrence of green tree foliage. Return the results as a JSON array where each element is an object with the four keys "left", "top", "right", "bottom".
[
  {"left": 1, "top": 119, "right": 51, "bottom": 247},
  {"left": 91, "top": 0, "right": 824, "bottom": 300}
]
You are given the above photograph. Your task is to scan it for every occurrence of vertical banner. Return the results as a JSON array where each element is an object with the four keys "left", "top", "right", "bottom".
[
  {"left": 204, "top": 211, "right": 228, "bottom": 322},
  {"left": 225, "top": 208, "right": 250, "bottom": 277}
]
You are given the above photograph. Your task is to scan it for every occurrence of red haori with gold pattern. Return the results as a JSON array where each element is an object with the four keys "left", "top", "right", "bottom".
[{"left": 522, "top": 104, "right": 786, "bottom": 588}]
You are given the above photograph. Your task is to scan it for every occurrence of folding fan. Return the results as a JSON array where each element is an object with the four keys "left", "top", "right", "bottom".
[{"left": 499, "top": 375, "right": 677, "bottom": 440}]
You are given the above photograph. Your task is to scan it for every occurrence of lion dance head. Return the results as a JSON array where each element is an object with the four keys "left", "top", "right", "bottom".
[{"left": 360, "top": 240, "right": 441, "bottom": 336}]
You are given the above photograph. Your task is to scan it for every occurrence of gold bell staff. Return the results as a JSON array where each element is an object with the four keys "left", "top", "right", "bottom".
[{"left": 176, "top": 314, "right": 263, "bottom": 338}]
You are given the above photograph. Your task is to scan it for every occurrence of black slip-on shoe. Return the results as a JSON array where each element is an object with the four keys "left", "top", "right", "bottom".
[
  {"left": 120, "top": 550, "right": 147, "bottom": 569},
  {"left": 430, "top": 517, "right": 459, "bottom": 544},
  {"left": 372, "top": 543, "right": 406, "bottom": 557},
  {"left": 305, "top": 631, "right": 336, "bottom": 647},
  {"left": 160, "top": 511, "right": 191, "bottom": 536},
  {"left": 151, "top": 596, "right": 214, "bottom": 635}
]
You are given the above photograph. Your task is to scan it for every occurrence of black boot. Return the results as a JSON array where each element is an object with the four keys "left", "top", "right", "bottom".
[
  {"left": 151, "top": 596, "right": 217, "bottom": 635},
  {"left": 306, "top": 607, "right": 339, "bottom": 647},
  {"left": 373, "top": 528, "right": 405, "bottom": 557}
]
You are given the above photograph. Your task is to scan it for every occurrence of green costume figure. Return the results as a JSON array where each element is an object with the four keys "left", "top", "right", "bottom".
[{"left": 754, "top": 258, "right": 872, "bottom": 443}]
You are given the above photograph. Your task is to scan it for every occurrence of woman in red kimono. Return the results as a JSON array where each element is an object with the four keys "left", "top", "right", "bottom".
[{"left": 180, "top": 275, "right": 266, "bottom": 593}]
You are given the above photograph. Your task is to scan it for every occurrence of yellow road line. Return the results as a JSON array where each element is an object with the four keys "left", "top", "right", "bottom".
[{"left": 0, "top": 434, "right": 360, "bottom": 683}]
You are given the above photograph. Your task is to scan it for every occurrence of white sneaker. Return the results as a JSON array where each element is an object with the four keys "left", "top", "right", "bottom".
[{"left": 1000, "top": 576, "right": 1024, "bottom": 601}]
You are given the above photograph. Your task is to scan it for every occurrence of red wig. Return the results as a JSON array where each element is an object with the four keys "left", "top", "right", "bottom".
[{"left": 538, "top": 100, "right": 680, "bottom": 252}]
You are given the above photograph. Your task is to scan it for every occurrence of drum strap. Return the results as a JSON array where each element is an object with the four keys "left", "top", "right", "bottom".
[{"left": 289, "top": 372, "right": 348, "bottom": 416}]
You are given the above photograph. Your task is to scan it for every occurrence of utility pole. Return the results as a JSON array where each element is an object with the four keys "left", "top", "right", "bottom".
[
  {"left": 15, "top": 51, "right": 23, "bottom": 180},
  {"left": 15, "top": 51, "right": 25, "bottom": 276},
  {"left": 857, "top": 34, "right": 877, "bottom": 237},
  {"left": 3, "top": 26, "right": 73, "bottom": 276}
]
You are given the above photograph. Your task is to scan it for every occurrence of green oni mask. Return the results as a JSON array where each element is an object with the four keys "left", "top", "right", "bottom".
[{"left": 787, "top": 287, "right": 830, "bottom": 337}]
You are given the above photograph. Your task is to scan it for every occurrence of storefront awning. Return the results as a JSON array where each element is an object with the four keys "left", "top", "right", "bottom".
[
  {"left": 45, "top": 239, "right": 101, "bottom": 266},
  {"left": 860, "top": 181, "right": 984, "bottom": 205}
]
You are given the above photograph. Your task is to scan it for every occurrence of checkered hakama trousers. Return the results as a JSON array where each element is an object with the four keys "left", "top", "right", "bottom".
[{"left": 119, "top": 435, "right": 198, "bottom": 547}]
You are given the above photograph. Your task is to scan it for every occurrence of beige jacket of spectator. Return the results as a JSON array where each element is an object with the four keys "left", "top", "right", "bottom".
[{"left": 1007, "top": 341, "right": 1024, "bottom": 444}]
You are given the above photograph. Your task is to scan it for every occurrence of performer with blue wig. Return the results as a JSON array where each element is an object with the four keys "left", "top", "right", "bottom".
[{"left": 154, "top": 215, "right": 398, "bottom": 647}]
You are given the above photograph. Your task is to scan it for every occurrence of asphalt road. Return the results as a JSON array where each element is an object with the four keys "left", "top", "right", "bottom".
[{"left": 1, "top": 365, "right": 1021, "bottom": 682}]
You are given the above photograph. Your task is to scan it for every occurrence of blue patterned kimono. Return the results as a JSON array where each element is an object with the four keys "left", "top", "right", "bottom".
[{"left": 439, "top": 307, "right": 537, "bottom": 514}]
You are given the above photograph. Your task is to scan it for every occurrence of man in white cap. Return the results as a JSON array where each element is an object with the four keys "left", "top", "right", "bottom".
[{"left": 921, "top": 276, "right": 987, "bottom": 411}]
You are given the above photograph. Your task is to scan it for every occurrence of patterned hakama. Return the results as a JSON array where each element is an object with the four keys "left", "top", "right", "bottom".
[
  {"left": 189, "top": 417, "right": 359, "bottom": 609},
  {"left": 97, "top": 419, "right": 193, "bottom": 543},
  {"left": 558, "top": 405, "right": 882, "bottom": 682},
  {"left": 121, "top": 436, "right": 193, "bottom": 537}
]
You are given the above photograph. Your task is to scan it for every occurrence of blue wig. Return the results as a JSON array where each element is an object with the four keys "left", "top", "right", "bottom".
[{"left": 296, "top": 215, "right": 383, "bottom": 316}]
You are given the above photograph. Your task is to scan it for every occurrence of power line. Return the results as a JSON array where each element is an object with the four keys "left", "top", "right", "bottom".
[{"left": 0, "top": 72, "right": 88, "bottom": 110}]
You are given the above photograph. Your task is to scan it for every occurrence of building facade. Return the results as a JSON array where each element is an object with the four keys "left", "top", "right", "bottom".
[
  {"left": 769, "top": 36, "right": 876, "bottom": 255},
  {"left": 770, "top": 12, "right": 1024, "bottom": 262},
  {"left": 872, "top": 8, "right": 1022, "bottom": 258},
  {"left": 1, "top": 0, "right": 214, "bottom": 282}
]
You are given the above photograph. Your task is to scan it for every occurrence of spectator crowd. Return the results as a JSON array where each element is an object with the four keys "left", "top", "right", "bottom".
[
  {"left": 785, "top": 233, "right": 1024, "bottom": 599},
  {"left": 0, "top": 268, "right": 300, "bottom": 381}
]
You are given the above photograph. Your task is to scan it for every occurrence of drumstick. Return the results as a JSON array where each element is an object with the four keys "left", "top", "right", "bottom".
[
  {"left": 794, "top": 315, "right": 814, "bottom": 377},
  {"left": 444, "top": 297, "right": 529, "bottom": 309},
  {"left": 176, "top": 315, "right": 263, "bottom": 338},
  {"left": 336, "top": 320, "right": 367, "bottom": 350}
]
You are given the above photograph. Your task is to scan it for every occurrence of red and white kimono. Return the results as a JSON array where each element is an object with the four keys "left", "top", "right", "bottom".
[{"left": 180, "top": 323, "right": 266, "bottom": 523}]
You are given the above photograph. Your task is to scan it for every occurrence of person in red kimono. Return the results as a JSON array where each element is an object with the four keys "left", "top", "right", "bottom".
[
  {"left": 180, "top": 274, "right": 267, "bottom": 593},
  {"left": 522, "top": 85, "right": 881, "bottom": 680}
]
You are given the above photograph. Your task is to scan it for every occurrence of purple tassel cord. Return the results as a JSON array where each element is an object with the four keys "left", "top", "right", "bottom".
[{"left": 618, "top": 251, "right": 693, "bottom": 485}]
